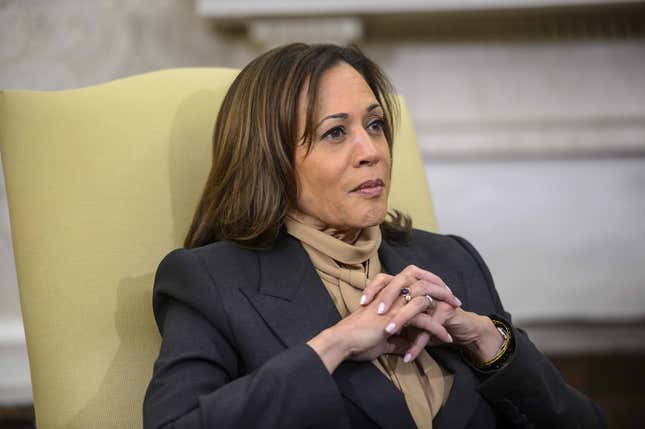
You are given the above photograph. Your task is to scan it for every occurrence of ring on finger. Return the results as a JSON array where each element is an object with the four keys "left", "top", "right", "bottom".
[
  {"left": 401, "top": 287, "right": 412, "bottom": 304},
  {"left": 424, "top": 294, "right": 434, "bottom": 311}
]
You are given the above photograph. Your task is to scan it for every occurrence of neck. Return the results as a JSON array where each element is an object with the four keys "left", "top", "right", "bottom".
[{"left": 288, "top": 210, "right": 361, "bottom": 244}]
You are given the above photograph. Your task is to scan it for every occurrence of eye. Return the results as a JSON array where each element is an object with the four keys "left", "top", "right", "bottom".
[
  {"left": 321, "top": 126, "right": 346, "bottom": 142},
  {"left": 367, "top": 118, "right": 385, "bottom": 135}
]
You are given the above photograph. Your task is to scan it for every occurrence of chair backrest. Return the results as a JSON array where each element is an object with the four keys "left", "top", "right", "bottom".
[{"left": 0, "top": 68, "right": 436, "bottom": 429}]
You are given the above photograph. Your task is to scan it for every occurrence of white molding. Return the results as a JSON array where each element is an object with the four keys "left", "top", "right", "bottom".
[
  {"left": 415, "top": 115, "right": 645, "bottom": 160},
  {"left": 0, "top": 320, "right": 25, "bottom": 344},
  {"left": 0, "top": 382, "right": 32, "bottom": 406},
  {"left": 0, "top": 321, "right": 32, "bottom": 405},
  {"left": 520, "top": 320, "right": 645, "bottom": 355},
  {"left": 248, "top": 17, "right": 363, "bottom": 47},
  {"left": 196, "top": 0, "right": 620, "bottom": 18}
]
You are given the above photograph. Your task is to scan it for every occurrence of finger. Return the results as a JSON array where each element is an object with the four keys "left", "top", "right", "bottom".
[
  {"left": 375, "top": 273, "right": 416, "bottom": 315},
  {"left": 402, "top": 265, "right": 454, "bottom": 293},
  {"left": 406, "top": 312, "right": 454, "bottom": 344},
  {"left": 361, "top": 273, "right": 393, "bottom": 306},
  {"left": 403, "top": 330, "right": 431, "bottom": 363},
  {"left": 407, "top": 279, "right": 461, "bottom": 308},
  {"left": 384, "top": 295, "right": 435, "bottom": 336}
]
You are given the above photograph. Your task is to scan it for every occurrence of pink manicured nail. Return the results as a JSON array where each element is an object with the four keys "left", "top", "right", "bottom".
[
  {"left": 360, "top": 295, "right": 367, "bottom": 305},
  {"left": 385, "top": 322, "right": 396, "bottom": 333},
  {"left": 377, "top": 302, "right": 385, "bottom": 314},
  {"left": 447, "top": 334, "right": 453, "bottom": 343},
  {"left": 455, "top": 298, "right": 462, "bottom": 306},
  {"left": 404, "top": 353, "right": 412, "bottom": 363}
]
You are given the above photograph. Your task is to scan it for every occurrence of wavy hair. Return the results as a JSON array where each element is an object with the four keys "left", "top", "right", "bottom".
[{"left": 185, "top": 43, "right": 411, "bottom": 249}]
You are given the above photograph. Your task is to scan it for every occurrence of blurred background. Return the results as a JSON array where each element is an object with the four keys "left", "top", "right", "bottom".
[{"left": 1, "top": 0, "right": 644, "bottom": 427}]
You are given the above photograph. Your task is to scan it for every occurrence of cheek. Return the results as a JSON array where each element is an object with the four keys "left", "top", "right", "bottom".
[
  {"left": 296, "top": 159, "right": 334, "bottom": 201},
  {"left": 383, "top": 143, "right": 392, "bottom": 169},
  {"left": 306, "top": 174, "right": 343, "bottom": 211},
  {"left": 298, "top": 150, "right": 343, "bottom": 189},
  {"left": 296, "top": 161, "right": 351, "bottom": 215}
]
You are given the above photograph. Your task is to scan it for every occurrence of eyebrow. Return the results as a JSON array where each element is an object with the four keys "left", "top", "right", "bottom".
[{"left": 315, "top": 103, "right": 382, "bottom": 130}]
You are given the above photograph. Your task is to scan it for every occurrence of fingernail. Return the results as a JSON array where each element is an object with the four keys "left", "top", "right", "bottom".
[
  {"left": 377, "top": 302, "right": 385, "bottom": 314},
  {"left": 455, "top": 298, "right": 462, "bottom": 306},
  {"left": 447, "top": 334, "right": 453, "bottom": 343},
  {"left": 360, "top": 295, "right": 367, "bottom": 305},
  {"left": 404, "top": 353, "right": 412, "bottom": 363},
  {"left": 385, "top": 322, "right": 396, "bottom": 333}
]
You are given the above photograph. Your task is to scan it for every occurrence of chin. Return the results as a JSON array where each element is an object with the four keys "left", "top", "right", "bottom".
[{"left": 354, "top": 207, "right": 388, "bottom": 229}]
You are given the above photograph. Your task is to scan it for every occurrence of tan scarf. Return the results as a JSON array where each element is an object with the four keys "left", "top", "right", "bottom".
[{"left": 285, "top": 216, "right": 453, "bottom": 429}]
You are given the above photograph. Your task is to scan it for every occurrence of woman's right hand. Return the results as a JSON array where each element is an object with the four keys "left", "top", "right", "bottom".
[{"left": 307, "top": 296, "right": 412, "bottom": 373}]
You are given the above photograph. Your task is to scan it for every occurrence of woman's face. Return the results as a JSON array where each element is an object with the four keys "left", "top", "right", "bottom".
[{"left": 294, "top": 62, "right": 391, "bottom": 231}]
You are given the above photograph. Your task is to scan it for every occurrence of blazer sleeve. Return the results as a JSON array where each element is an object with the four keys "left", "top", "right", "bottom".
[
  {"left": 143, "top": 248, "right": 347, "bottom": 429},
  {"left": 449, "top": 235, "right": 607, "bottom": 429}
]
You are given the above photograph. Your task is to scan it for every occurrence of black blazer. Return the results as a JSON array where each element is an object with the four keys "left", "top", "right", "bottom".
[{"left": 143, "top": 229, "right": 606, "bottom": 429}]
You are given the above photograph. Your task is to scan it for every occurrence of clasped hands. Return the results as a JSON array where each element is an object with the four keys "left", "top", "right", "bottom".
[{"left": 308, "top": 265, "right": 504, "bottom": 373}]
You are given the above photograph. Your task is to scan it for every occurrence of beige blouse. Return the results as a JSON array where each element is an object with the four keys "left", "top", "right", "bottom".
[{"left": 285, "top": 216, "right": 454, "bottom": 429}]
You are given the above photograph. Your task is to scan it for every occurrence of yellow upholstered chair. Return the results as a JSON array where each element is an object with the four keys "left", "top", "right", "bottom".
[{"left": 0, "top": 68, "right": 437, "bottom": 429}]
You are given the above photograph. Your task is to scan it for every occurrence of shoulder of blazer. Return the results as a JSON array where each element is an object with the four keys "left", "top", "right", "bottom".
[
  {"left": 383, "top": 228, "right": 476, "bottom": 268},
  {"left": 178, "top": 231, "right": 307, "bottom": 292},
  {"left": 178, "top": 240, "right": 261, "bottom": 291}
]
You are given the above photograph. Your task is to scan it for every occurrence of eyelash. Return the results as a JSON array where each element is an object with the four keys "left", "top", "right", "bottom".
[
  {"left": 322, "top": 126, "right": 346, "bottom": 141},
  {"left": 368, "top": 119, "right": 385, "bottom": 133},
  {"left": 321, "top": 119, "right": 385, "bottom": 142}
]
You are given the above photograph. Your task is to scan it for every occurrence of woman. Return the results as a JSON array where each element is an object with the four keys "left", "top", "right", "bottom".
[{"left": 144, "top": 43, "right": 605, "bottom": 429}]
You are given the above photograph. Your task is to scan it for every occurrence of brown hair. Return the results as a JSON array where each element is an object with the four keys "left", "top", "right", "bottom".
[{"left": 185, "top": 43, "right": 411, "bottom": 249}]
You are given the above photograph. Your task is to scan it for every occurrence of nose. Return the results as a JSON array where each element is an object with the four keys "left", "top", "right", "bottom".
[{"left": 352, "top": 128, "right": 381, "bottom": 167}]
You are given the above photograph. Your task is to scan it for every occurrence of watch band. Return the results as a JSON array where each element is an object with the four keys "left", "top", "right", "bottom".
[{"left": 473, "top": 316, "right": 515, "bottom": 371}]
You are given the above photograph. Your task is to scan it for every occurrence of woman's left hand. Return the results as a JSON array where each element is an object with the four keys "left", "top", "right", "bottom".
[
  {"left": 360, "top": 265, "right": 504, "bottom": 363},
  {"left": 404, "top": 304, "right": 504, "bottom": 364}
]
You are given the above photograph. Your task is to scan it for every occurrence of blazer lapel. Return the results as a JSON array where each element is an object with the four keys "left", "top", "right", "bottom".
[
  {"left": 241, "top": 232, "right": 416, "bottom": 429},
  {"left": 429, "top": 347, "right": 480, "bottom": 429},
  {"left": 242, "top": 233, "right": 340, "bottom": 347},
  {"left": 379, "top": 238, "right": 480, "bottom": 429}
]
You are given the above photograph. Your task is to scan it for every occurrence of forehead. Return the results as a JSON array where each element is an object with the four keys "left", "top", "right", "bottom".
[
  {"left": 297, "top": 62, "right": 379, "bottom": 119},
  {"left": 314, "top": 63, "right": 378, "bottom": 113}
]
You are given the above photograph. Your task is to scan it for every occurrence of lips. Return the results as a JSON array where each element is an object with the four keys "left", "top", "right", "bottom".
[
  {"left": 351, "top": 179, "right": 385, "bottom": 192},
  {"left": 350, "top": 179, "right": 385, "bottom": 198}
]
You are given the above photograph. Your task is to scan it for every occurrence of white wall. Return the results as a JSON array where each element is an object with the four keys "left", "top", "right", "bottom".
[
  {"left": 0, "top": 160, "right": 31, "bottom": 404},
  {"left": 370, "top": 39, "right": 645, "bottom": 321},
  {"left": 426, "top": 158, "right": 645, "bottom": 320},
  {"left": 1, "top": 0, "right": 644, "bottom": 405}
]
